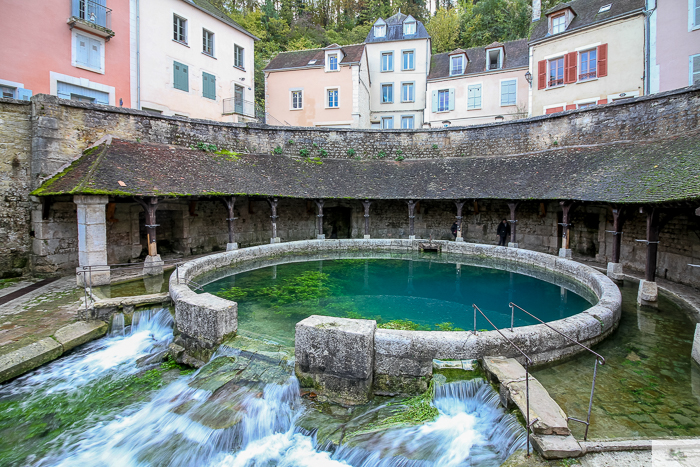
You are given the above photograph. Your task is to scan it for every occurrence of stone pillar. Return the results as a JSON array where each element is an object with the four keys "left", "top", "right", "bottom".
[
  {"left": 135, "top": 197, "right": 163, "bottom": 275},
  {"left": 558, "top": 201, "right": 574, "bottom": 258},
  {"left": 692, "top": 324, "right": 700, "bottom": 367},
  {"left": 222, "top": 196, "right": 238, "bottom": 250},
  {"left": 315, "top": 199, "right": 325, "bottom": 239},
  {"left": 454, "top": 200, "right": 465, "bottom": 242},
  {"left": 638, "top": 207, "right": 660, "bottom": 305},
  {"left": 507, "top": 201, "right": 519, "bottom": 248},
  {"left": 607, "top": 206, "right": 625, "bottom": 281},
  {"left": 407, "top": 200, "right": 417, "bottom": 240},
  {"left": 362, "top": 200, "right": 371, "bottom": 239},
  {"left": 74, "top": 195, "right": 110, "bottom": 286},
  {"left": 268, "top": 197, "right": 280, "bottom": 243}
]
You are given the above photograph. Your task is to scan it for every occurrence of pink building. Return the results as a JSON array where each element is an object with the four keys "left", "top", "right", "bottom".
[
  {"left": 648, "top": 0, "right": 700, "bottom": 93},
  {"left": 0, "top": 0, "right": 130, "bottom": 106}
]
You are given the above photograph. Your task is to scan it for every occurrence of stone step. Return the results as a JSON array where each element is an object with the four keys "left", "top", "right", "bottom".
[{"left": 531, "top": 434, "right": 582, "bottom": 459}]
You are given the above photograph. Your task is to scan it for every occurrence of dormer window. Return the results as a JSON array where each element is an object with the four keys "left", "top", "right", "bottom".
[
  {"left": 328, "top": 54, "right": 338, "bottom": 71},
  {"left": 450, "top": 55, "right": 465, "bottom": 75},
  {"left": 487, "top": 49, "right": 502, "bottom": 70},
  {"left": 403, "top": 17, "right": 416, "bottom": 35},
  {"left": 551, "top": 14, "right": 566, "bottom": 34},
  {"left": 375, "top": 24, "right": 386, "bottom": 37}
]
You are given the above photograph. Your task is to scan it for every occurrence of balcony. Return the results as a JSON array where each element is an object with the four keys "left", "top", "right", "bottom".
[
  {"left": 223, "top": 98, "right": 257, "bottom": 119},
  {"left": 68, "top": 0, "right": 114, "bottom": 40}
]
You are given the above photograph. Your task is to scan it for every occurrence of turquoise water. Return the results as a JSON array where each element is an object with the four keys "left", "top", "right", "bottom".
[{"left": 201, "top": 256, "right": 594, "bottom": 345}]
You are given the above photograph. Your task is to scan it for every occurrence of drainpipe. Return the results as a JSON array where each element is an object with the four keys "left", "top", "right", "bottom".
[
  {"left": 136, "top": 0, "right": 141, "bottom": 109},
  {"left": 644, "top": 0, "right": 657, "bottom": 96}
]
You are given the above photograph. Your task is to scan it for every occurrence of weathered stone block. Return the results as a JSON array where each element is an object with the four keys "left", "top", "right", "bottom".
[
  {"left": 0, "top": 337, "right": 63, "bottom": 383},
  {"left": 692, "top": 324, "right": 700, "bottom": 367},
  {"left": 175, "top": 292, "right": 237, "bottom": 345},
  {"left": 531, "top": 434, "right": 582, "bottom": 459},
  {"left": 53, "top": 320, "right": 108, "bottom": 352},
  {"left": 606, "top": 262, "right": 624, "bottom": 281},
  {"left": 637, "top": 279, "right": 658, "bottom": 305},
  {"left": 295, "top": 315, "right": 376, "bottom": 405},
  {"left": 226, "top": 242, "right": 238, "bottom": 251},
  {"left": 143, "top": 254, "right": 164, "bottom": 276},
  {"left": 558, "top": 248, "right": 572, "bottom": 259}
]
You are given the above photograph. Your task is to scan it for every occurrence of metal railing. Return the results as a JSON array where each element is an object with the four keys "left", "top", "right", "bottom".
[
  {"left": 472, "top": 304, "right": 538, "bottom": 456},
  {"left": 508, "top": 302, "right": 605, "bottom": 441},
  {"left": 71, "top": 0, "right": 112, "bottom": 30},
  {"left": 222, "top": 98, "right": 256, "bottom": 118}
]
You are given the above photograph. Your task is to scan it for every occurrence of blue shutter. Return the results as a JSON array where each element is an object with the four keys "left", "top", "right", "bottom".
[
  {"left": 448, "top": 88, "right": 455, "bottom": 111},
  {"left": 77, "top": 34, "right": 89, "bottom": 66},
  {"left": 88, "top": 38, "right": 101, "bottom": 69},
  {"left": 18, "top": 88, "right": 33, "bottom": 100},
  {"left": 174, "top": 61, "right": 188, "bottom": 91},
  {"left": 431, "top": 90, "right": 437, "bottom": 112},
  {"left": 203, "top": 72, "right": 216, "bottom": 99}
]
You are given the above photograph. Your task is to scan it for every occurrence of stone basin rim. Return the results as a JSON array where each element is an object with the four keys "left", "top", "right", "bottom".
[{"left": 168, "top": 239, "right": 622, "bottom": 365}]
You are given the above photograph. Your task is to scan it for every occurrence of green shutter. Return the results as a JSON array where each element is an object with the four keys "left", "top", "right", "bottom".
[
  {"left": 203, "top": 72, "right": 216, "bottom": 100},
  {"left": 174, "top": 61, "right": 188, "bottom": 92}
]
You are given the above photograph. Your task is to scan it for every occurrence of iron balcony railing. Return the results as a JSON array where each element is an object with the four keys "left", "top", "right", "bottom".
[
  {"left": 222, "top": 98, "right": 256, "bottom": 118},
  {"left": 71, "top": 0, "right": 112, "bottom": 30}
]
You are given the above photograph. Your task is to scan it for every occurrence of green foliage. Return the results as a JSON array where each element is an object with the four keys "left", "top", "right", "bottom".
[
  {"left": 213, "top": 149, "right": 241, "bottom": 161},
  {"left": 312, "top": 142, "right": 319, "bottom": 148},
  {"left": 377, "top": 150, "right": 387, "bottom": 159},
  {"left": 273, "top": 145, "right": 283, "bottom": 154},
  {"left": 288, "top": 139, "right": 295, "bottom": 145},
  {"left": 426, "top": 7, "right": 460, "bottom": 53},
  {"left": 395, "top": 155, "right": 405, "bottom": 162},
  {"left": 191, "top": 142, "right": 218, "bottom": 152},
  {"left": 435, "top": 322, "right": 465, "bottom": 331},
  {"left": 256, "top": 271, "right": 332, "bottom": 308},
  {"left": 432, "top": 144, "right": 439, "bottom": 150},
  {"left": 378, "top": 319, "right": 420, "bottom": 330},
  {"left": 319, "top": 148, "right": 329, "bottom": 157},
  {"left": 346, "top": 148, "right": 356, "bottom": 157},
  {"left": 299, "top": 148, "right": 310, "bottom": 157}
]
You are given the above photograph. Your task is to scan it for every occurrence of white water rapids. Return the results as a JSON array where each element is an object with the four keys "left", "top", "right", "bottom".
[{"left": 0, "top": 309, "right": 525, "bottom": 466}]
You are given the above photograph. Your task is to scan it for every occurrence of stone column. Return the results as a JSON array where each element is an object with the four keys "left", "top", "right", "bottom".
[
  {"left": 638, "top": 207, "right": 659, "bottom": 306},
  {"left": 606, "top": 207, "right": 625, "bottom": 281},
  {"left": 559, "top": 201, "right": 574, "bottom": 258},
  {"left": 315, "top": 199, "right": 325, "bottom": 239},
  {"left": 362, "top": 200, "right": 372, "bottom": 239},
  {"left": 222, "top": 196, "right": 238, "bottom": 250},
  {"left": 268, "top": 197, "right": 280, "bottom": 243},
  {"left": 135, "top": 197, "right": 163, "bottom": 276},
  {"left": 74, "top": 195, "right": 110, "bottom": 286},
  {"left": 407, "top": 200, "right": 417, "bottom": 240},
  {"left": 507, "top": 202, "right": 519, "bottom": 248},
  {"left": 454, "top": 200, "right": 465, "bottom": 242}
]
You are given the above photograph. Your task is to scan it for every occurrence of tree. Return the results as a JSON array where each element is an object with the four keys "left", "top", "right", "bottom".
[
  {"left": 426, "top": 7, "right": 460, "bottom": 53},
  {"left": 459, "top": 0, "right": 530, "bottom": 48}
]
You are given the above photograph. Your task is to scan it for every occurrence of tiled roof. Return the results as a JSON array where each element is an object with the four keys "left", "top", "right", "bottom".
[
  {"left": 428, "top": 39, "right": 528, "bottom": 80},
  {"left": 264, "top": 44, "right": 366, "bottom": 71},
  {"left": 530, "top": 0, "right": 645, "bottom": 42},
  {"left": 35, "top": 134, "right": 700, "bottom": 204},
  {"left": 365, "top": 12, "right": 430, "bottom": 43},
  {"left": 184, "top": 0, "right": 259, "bottom": 40}
]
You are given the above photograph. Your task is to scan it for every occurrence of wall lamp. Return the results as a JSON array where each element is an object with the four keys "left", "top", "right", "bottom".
[{"left": 525, "top": 71, "right": 533, "bottom": 87}]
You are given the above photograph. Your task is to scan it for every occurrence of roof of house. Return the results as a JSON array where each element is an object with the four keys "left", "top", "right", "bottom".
[
  {"left": 530, "top": 0, "right": 645, "bottom": 42},
  {"left": 34, "top": 132, "right": 700, "bottom": 204},
  {"left": 365, "top": 11, "right": 430, "bottom": 43},
  {"left": 183, "top": 0, "right": 259, "bottom": 40},
  {"left": 428, "top": 39, "right": 528, "bottom": 80},
  {"left": 264, "top": 44, "right": 366, "bottom": 71}
]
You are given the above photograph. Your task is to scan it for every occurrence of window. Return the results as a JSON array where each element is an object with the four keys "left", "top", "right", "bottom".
[
  {"left": 0, "top": 86, "right": 14, "bottom": 99},
  {"left": 438, "top": 89, "right": 450, "bottom": 112},
  {"left": 327, "top": 88, "right": 339, "bottom": 108},
  {"left": 487, "top": 49, "right": 502, "bottom": 70},
  {"left": 598, "top": 4, "right": 612, "bottom": 13},
  {"left": 381, "top": 116, "right": 394, "bottom": 129},
  {"left": 70, "top": 94, "right": 94, "bottom": 103},
  {"left": 173, "top": 15, "right": 187, "bottom": 43},
  {"left": 328, "top": 54, "right": 338, "bottom": 71},
  {"left": 56, "top": 81, "right": 109, "bottom": 105},
  {"left": 579, "top": 49, "right": 597, "bottom": 81},
  {"left": 75, "top": 32, "right": 102, "bottom": 71},
  {"left": 234, "top": 84, "right": 244, "bottom": 114},
  {"left": 691, "top": 54, "right": 700, "bottom": 85},
  {"left": 694, "top": 0, "right": 700, "bottom": 28},
  {"left": 450, "top": 55, "right": 464, "bottom": 75},
  {"left": 402, "top": 50, "right": 415, "bottom": 70},
  {"left": 551, "top": 14, "right": 566, "bottom": 34},
  {"left": 500, "top": 79, "right": 516, "bottom": 106},
  {"left": 401, "top": 82, "right": 414, "bottom": 102},
  {"left": 404, "top": 21, "right": 416, "bottom": 35},
  {"left": 203, "top": 29, "right": 214, "bottom": 56},
  {"left": 577, "top": 102, "right": 596, "bottom": 109},
  {"left": 308, "top": 60, "right": 317, "bottom": 65},
  {"left": 381, "top": 52, "right": 393, "bottom": 72},
  {"left": 381, "top": 84, "right": 393, "bottom": 103},
  {"left": 173, "top": 61, "right": 189, "bottom": 92},
  {"left": 202, "top": 72, "right": 216, "bottom": 100},
  {"left": 401, "top": 116, "right": 414, "bottom": 129},
  {"left": 291, "top": 90, "right": 303, "bottom": 109},
  {"left": 375, "top": 25, "right": 386, "bottom": 37},
  {"left": 234, "top": 45, "right": 245, "bottom": 69},
  {"left": 142, "top": 108, "right": 163, "bottom": 115},
  {"left": 467, "top": 84, "right": 481, "bottom": 109},
  {"left": 549, "top": 57, "right": 564, "bottom": 87}
]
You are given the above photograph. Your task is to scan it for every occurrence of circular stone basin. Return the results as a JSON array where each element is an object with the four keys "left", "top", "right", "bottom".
[{"left": 200, "top": 254, "right": 596, "bottom": 345}]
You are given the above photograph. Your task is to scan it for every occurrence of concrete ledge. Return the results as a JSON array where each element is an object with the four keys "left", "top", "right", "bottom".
[
  {"left": 80, "top": 292, "right": 171, "bottom": 321},
  {"left": 580, "top": 439, "right": 652, "bottom": 453},
  {"left": 53, "top": 320, "right": 108, "bottom": 353},
  {"left": 0, "top": 337, "right": 63, "bottom": 383}
]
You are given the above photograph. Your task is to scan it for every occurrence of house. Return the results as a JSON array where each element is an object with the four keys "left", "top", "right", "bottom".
[
  {"left": 263, "top": 44, "right": 369, "bottom": 128},
  {"left": 0, "top": 0, "right": 130, "bottom": 106},
  {"left": 364, "top": 12, "right": 431, "bottom": 129},
  {"left": 647, "top": 0, "right": 700, "bottom": 93},
  {"left": 425, "top": 40, "right": 529, "bottom": 127},
  {"left": 138, "top": 0, "right": 258, "bottom": 121},
  {"left": 529, "top": 0, "right": 646, "bottom": 115}
]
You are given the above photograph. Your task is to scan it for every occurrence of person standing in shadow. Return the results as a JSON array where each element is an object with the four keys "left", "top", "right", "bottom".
[{"left": 497, "top": 219, "right": 510, "bottom": 246}]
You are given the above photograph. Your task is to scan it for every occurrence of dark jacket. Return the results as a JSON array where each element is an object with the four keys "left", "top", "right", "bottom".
[
  {"left": 451, "top": 222, "right": 458, "bottom": 236},
  {"left": 497, "top": 222, "right": 511, "bottom": 237}
]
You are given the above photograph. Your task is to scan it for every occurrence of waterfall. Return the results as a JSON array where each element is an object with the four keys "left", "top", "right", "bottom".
[{"left": 109, "top": 313, "right": 125, "bottom": 337}]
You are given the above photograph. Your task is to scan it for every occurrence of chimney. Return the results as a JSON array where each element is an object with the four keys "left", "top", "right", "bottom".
[{"left": 532, "top": 0, "right": 541, "bottom": 21}]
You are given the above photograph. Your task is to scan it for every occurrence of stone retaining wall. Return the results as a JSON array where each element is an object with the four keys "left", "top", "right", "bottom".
[{"left": 170, "top": 239, "right": 622, "bottom": 398}]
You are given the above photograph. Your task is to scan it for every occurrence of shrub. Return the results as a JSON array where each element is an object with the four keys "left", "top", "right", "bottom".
[
  {"left": 395, "top": 155, "right": 405, "bottom": 162},
  {"left": 432, "top": 144, "right": 439, "bottom": 150},
  {"left": 319, "top": 149, "right": 329, "bottom": 157},
  {"left": 273, "top": 146, "right": 283, "bottom": 155},
  {"left": 377, "top": 150, "right": 387, "bottom": 159},
  {"left": 288, "top": 139, "right": 295, "bottom": 145},
  {"left": 299, "top": 148, "right": 310, "bottom": 157},
  {"left": 347, "top": 148, "right": 356, "bottom": 157}
]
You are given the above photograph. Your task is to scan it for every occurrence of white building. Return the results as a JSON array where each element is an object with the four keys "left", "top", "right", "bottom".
[{"left": 135, "top": 0, "right": 258, "bottom": 121}]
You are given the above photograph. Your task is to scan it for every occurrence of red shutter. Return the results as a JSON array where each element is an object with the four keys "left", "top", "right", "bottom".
[
  {"left": 545, "top": 106, "right": 564, "bottom": 114},
  {"left": 597, "top": 43, "right": 608, "bottom": 77},
  {"left": 538, "top": 60, "right": 546, "bottom": 90},
  {"left": 564, "top": 52, "right": 578, "bottom": 83},
  {"left": 566, "top": 104, "right": 576, "bottom": 110},
  {"left": 597, "top": 98, "right": 607, "bottom": 105}
]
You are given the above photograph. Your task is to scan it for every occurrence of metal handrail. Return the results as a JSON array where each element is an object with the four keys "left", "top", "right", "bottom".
[
  {"left": 509, "top": 302, "right": 605, "bottom": 440},
  {"left": 472, "top": 304, "right": 537, "bottom": 456}
]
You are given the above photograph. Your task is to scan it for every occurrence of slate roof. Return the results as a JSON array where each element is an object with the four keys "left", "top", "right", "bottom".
[
  {"left": 428, "top": 39, "right": 528, "bottom": 80},
  {"left": 34, "top": 134, "right": 700, "bottom": 204},
  {"left": 264, "top": 44, "right": 366, "bottom": 71},
  {"left": 365, "top": 12, "right": 430, "bottom": 43},
  {"left": 530, "top": 0, "right": 645, "bottom": 42},
  {"left": 184, "top": 0, "right": 259, "bottom": 40}
]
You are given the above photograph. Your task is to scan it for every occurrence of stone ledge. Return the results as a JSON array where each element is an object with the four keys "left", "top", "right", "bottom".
[
  {"left": 0, "top": 337, "right": 63, "bottom": 384},
  {"left": 53, "top": 320, "right": 108, "bottom": 353}
]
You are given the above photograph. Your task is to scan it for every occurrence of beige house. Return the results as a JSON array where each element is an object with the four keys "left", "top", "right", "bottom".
[
  {"left": 425, "top": 40, "right": 529, "bottom": 127},
  {"left": 365, "top": 12, "right": 431, "bottom": 129},
  {"left": 263, "top": 44, "right": 368, "bottom": 127},
  {"left": 136, "top": 0, "right": 257, "bottom": 121},
  {"left": 529, "top": 0, "right": 646, "bottom": 116}
]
